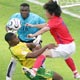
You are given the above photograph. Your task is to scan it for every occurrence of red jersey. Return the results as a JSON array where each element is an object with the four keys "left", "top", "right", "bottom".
[{"left": 48, "top": 16, "right": 74, "bottom": 44}]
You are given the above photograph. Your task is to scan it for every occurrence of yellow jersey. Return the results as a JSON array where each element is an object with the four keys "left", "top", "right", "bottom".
[{"left": 10, "top": 42, "right": 36, "bottom": 68}]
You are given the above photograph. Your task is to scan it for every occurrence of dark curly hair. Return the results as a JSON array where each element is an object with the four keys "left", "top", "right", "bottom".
[
  {"left": 20, "top": 3, "right": 29, "bottom": 7},
  {"left": 43, "top": 1, "right": 62, "bottom": 17}
]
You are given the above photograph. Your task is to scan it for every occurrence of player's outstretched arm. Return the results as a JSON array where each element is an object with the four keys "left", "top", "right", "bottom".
[
  {"left": 26, "top": 45, "right": 48, "bottom": 58},
  {"left": 28, "top": 27, "right": 50, "bottom": 38},
  {"left": 26, "top": 44, "right": 57, "bottom": 58},
  {"left": 26, "top": 23, "right": 47, "bottom": 28},
  {"left": 27, "top": 43, "right": 36, "bottom": 49}
]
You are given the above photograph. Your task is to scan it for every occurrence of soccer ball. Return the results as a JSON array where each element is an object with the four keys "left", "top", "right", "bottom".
[{"left": 6, "top": 18, "right": 21, "bottom": 33}]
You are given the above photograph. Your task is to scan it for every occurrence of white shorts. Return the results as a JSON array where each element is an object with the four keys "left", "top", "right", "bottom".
[{"left": 49, "top": 41, "right": 76, "bottom": 59}]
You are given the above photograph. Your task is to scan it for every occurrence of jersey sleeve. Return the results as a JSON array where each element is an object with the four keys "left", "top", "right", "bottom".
[
  {"left": 37, "top": 16, "right": 45, "bottom": 24},
  {"left": 47, "top": 20, "right": 56, "bottom": 29},
  {"left": 33, "top": 14, "right": 45, "bottom": 24}
]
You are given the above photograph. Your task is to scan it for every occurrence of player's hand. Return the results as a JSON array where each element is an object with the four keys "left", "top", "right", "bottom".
[
  {"left": 26, "top": 23, "right": 34, "bottom": 27},
  {"left": 28, "top": 34, "right": 34, "bottom": 38},
  {"left": 46, "top": 43, "right": 57, "bottom": 49}
]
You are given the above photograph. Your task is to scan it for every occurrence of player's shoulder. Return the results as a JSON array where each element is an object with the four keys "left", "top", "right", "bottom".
[
  {"left": 49, "top": 16, "right": 62, "bottom": 24},
  {"left": 10, "top": 13, "right": 21, "bottom": 18},
  {"left": 17, "top": 42, "right": 26, "bottom": 46},
  {"left": 29, "top": 13, "right": 45, "bottom": 22},
  {"left": 11, "top": 42, "right": 22, "bottom": 49},
  {"left": 10, "top": 46, "right": 17, "bottom": 54},
  {"left": 29, "top": 12, "right": 41, "bottom": 18},
  {"left": 10, "top": 42, "right": 24, "bottom": 52}
]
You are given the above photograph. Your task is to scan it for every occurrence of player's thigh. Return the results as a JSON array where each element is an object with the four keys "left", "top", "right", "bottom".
[
  {"left": 42, "top": 48, "right": 64, "bottom": 58},
  {"left": 47, "top": 45, "right": 74, "bottom": 58},
  {"left": 42, "top": 46, "right": 72, "bottom": 58},
  {"left": 50, "top": 49, "right": 67, "bottom": 58}
]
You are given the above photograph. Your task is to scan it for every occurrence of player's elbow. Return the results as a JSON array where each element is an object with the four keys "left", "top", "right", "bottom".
[
  {"left": 32, "top": 53, "right": 40, "bottom": 58},
  {"left": 32, "top": 54, "right": 39, "bottom": 58}
]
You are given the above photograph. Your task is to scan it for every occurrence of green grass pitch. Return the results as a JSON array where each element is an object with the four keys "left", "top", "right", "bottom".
[{"left": 0, "top": 0, "right": 80, "bottom": 80}]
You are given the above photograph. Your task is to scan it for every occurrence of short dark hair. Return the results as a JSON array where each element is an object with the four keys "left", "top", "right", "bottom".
[
  {"left": 20, "top": 3, "right": 29, "bottom": 7},
  {"left": 5, "top": 33, "right": 14, "bottom": 42},
  {"left": 43, "top": 1, "right": 62, "bottom": 17}
]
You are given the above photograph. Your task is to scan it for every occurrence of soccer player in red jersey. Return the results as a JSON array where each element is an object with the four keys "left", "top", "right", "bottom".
[{"left": 27, "top": 1, "right": 80, "bottom": 79}]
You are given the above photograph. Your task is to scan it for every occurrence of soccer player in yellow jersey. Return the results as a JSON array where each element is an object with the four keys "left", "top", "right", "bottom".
[{"left": 5, "top": 33, "right": 63, "bottom": 80}]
